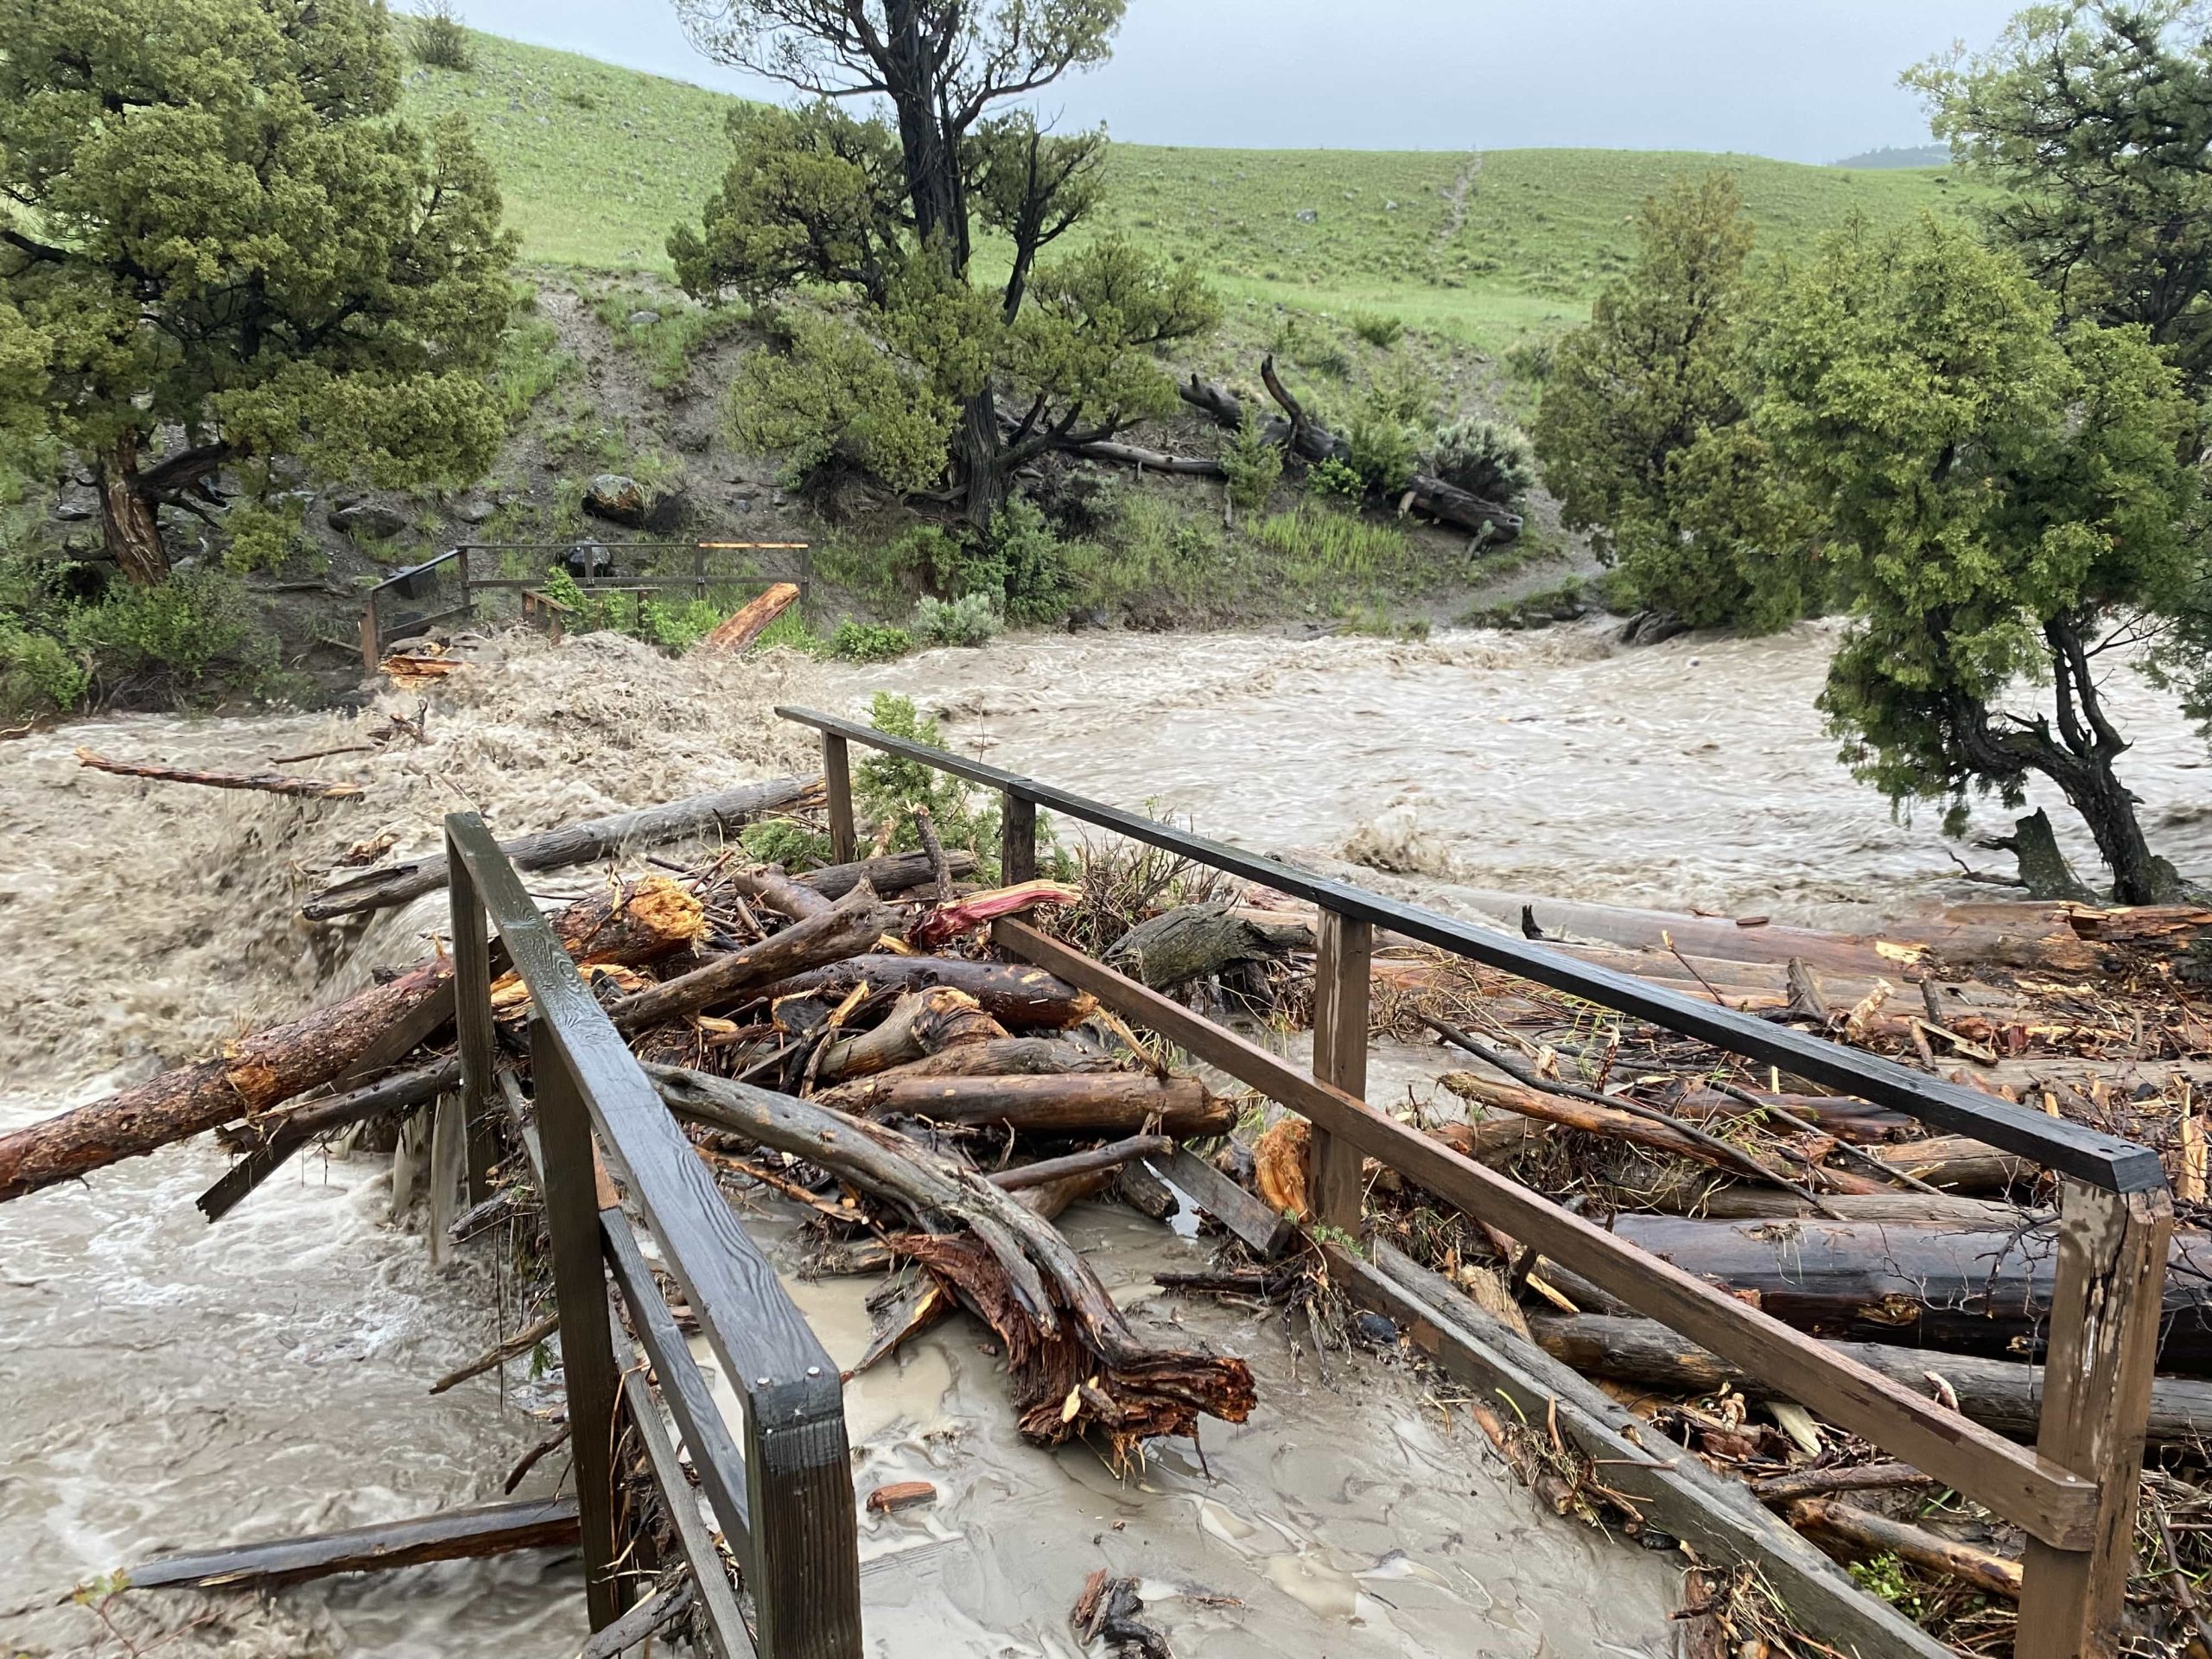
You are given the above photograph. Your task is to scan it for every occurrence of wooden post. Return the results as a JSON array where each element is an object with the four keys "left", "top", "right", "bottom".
[
  {"left": 448, "top": 847, "right": 499, "bottom": 1207},
  {"left": 1001, "top": 791, "right": 1037, "bottom": 885},
  {"left": 823, "top": 733, "right": 856, "bottom": 865},
  {"left": 1308, "top": 908, "right": 1371, "bottom": 1235},
  {"left": 531, "top": 1020, "right": 627, "bottom": 1633},
  {"left": 454, "top": 545, "right": 472, "bottom": 626},
  {"left": 359, "top": 600, "right": 381, "bottom": 677},
  {"left": 2015, "top": 1179, "right": 2173, "bottom": 1658}
]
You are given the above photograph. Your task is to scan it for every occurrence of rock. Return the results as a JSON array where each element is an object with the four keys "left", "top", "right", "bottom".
[
  {"left": 1621, "top": 610, "right": 1689, "bottom": 647},
  {"left": 1384, "top": 199, "right": 1400, "bottom": 212},
  {"left": 1065, "top": 605, "right": 1114, "bottom": 632},
  {"left": 564, "top": 541, "right": 615, "bottom": 579},
  {"left": 327, "top": 500, "right": 408, "bottom": 540},
  {"left": 1352, "top": 1311, "right": 1399, "bottom": 1346},
  {"left": 673, "top": 422, "right": 716, "bottom": 454},
  {"left": 454, "top": 498, "right": 496, "bottom": 525},
  {"left": 582, "top": 474, "right": 646, "bottom": 526},
  {"left": 54, "top": 493, "right": 96, "bottom": 524},
  {"left": 1294, "top": 207, "right": 1319, "bottom": 224},
  {"left": 626, "top": 308, "right": 663, "bottom": 327},
  {"left": 864, "top": 1481, "right": 937, "bottom": 1514}
]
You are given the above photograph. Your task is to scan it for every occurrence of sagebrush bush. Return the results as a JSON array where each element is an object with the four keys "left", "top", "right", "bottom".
[
  {"left": 1504, "top": 334, "right": 1556, "bottom": 384},
  {"left": 410, "top": 0, "right": 475, "bottom": 70},
  {"left": 913, "top": 592, "right": 1000, "bottom": 647},
  {"left": 1218, "top": 413, "right": 1284, "bottom": 512},
  {"left": 1427, "top": 416, "right": 1538, "bottom": 504}
]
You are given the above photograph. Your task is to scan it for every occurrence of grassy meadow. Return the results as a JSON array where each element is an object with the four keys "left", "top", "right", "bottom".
[{"left": 402, "top": 32, "right": 1969, "bottom": 356}]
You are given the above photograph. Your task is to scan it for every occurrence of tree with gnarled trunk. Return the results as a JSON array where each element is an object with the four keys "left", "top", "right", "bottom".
[
  {"left": 1754, "top": 215, "right": 2203, "bottom": 905},
  {"left": 0, "top": 0, "right": 518, "bottom": 583},
  {"left": 668, "top": 0, "right": 1217, "bottom": 531}
]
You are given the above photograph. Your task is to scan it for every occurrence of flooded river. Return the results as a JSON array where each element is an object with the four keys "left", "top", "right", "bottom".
[{"left": 3, "top": 620, "right": 2206, "bottom": 1656}]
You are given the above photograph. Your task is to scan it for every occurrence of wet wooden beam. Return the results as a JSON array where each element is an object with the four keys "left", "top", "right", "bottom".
[{"left": 126, "top": 1497, "right": 579, "bottom": 1592}]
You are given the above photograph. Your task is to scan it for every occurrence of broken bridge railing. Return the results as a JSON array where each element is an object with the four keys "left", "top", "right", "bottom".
[
  {"left": 446, "top": 810, "right": 862, "bottom": 1659},
  {"left": 779, "top": 702, "right": 2171, "bottom": 1659}
]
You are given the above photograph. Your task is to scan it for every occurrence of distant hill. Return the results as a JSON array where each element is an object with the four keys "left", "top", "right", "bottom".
[
  {"left": 399, "top": 31, "right": 1970, "bottom": 352},
  {"left": 1831, "top": 144, "right": 1951, "bottom": 169}
]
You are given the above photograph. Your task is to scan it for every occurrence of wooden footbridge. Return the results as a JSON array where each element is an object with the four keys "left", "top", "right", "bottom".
[{"left": 160, "top": 710, "right": 2168, "bottom": 1657}]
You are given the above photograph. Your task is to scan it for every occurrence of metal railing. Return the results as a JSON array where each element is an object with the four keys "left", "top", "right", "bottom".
[
  {"left": 362, "top": 541, "right": 811, "bottom": 671},
  {"left": 446, "top": 811, "right": 862, "bottom": 1658},
  {"left": 779, "top": 703, "right": 2172, "bottom": 1659}
]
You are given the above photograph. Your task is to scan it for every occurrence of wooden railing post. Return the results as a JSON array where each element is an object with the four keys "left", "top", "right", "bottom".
[
  {"left": 1309, "top": 908, "right": 1371, "bottom": 1235},
  {"left": 454, "top": 545, "right": 472, "bottom": 627},
  {"left": 1001, "top": 791, "right": 1037, "bottom": 884},
  {"left": 530, "top": 1019, "right": 627, "bottom": 1632},
  {"left": 2015, "top": 1179, "right": 2173, "bottom": 1658},
  {"left": 359, "top": 598, "right": 381, "bottom": 677},
  {"left": 823, "top": 733, "right": 856, "bottom": 864},
  {"left": 448, "top": 842, "right": 499, "bottom": 1207}
]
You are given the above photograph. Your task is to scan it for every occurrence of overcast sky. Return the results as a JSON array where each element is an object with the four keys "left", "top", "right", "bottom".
[{"left": 455, "top": 0, "right": 2027, "bottom": 163}]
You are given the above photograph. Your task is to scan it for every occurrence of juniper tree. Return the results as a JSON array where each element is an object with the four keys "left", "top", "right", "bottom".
[
  {"left": 670, "top": 2, "right": 1217, "bottom": 529},
  {"left": 0, "top": 0, "right": 516, "bottom": 583},
  {"left": 1756, "top": 216, "right": 2201, "bottom": 904}
]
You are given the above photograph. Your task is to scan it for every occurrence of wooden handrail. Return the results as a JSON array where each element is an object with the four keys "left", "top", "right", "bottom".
[
  {"left": 446, "top": 812, "right": 861, "bottom": 1657},
  {"left": 777, "top": 704, "right": 2159, "bottom": 1192}
]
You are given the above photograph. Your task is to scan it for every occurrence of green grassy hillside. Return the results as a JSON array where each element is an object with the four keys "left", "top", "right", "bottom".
[{"left": 401, "top": 31, "right": 1968, "bottom": 353}]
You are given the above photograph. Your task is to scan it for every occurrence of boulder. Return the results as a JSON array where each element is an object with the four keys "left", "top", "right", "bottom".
[
  {"left": 582, "top": 474, "right": 646, "bottom": 526},
  {"left": 626, "top": 308, "right": 663, "bottom": 327},
  {"left": 454, "top": 498, "right": 496, "bottom": 525},
  {"left": 327, "top": 501, "right": 408, "bottom": 540},
  {"left": 1294, "top": 207, "right": 1319, "bottom": 224},
  {"left": 1620, "top": 610, "right": 1689, "bottom": 647}
]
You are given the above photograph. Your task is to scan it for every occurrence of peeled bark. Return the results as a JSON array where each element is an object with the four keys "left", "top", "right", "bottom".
[
  {"left": 0, "top": 878, "right": 703, "bottom": 1202},
  {"left": 817, "top": 1072, "right": 1230, "bottom": 1137}
]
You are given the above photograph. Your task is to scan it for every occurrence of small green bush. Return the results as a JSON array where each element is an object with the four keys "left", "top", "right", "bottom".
[
  {"left": 1351, "top": 311, "right": 1406, "bottom": 348},
  {"left": 751, "top": 607, "right": 823, "bottom": 653},
  {"left": 740, "top": 817, "right": 832, "bottom": 869},
  {"left": 914, "top": 592, "right": 1000, "bottom": 647},
  {"left": 829, "top": 619, "right": 912, "bottom": 663},
  {"left": 1344, "top": 407, "right": 1420, "bottom": 493},
  {"left": 410, "top": 0, "right": 474, "bottom": 70},
  {"left": 1219, "top": 413, "right": 1284, "bottom": 512},
  {"left": 1306, "top": 455, "right": 1367, "bottom": 499},
  {"left": 639, "top": 595, "right": 726, "bottom": 652},
  {"left": 1427, "top": 416, "right": 1538, "bottom": 505},
  {"left": 1367, "top": 353, "right": 1441, "bottom": 425},
  {"left": 0, "top": 621, "right": 88, "bottom": 722},
  {"left": 986, "top": 499, "right": 1072, "bottom": 623},
  {"left": 66, "top": 569, "right": 276, "bottom": 693},
  {"left": 855, "top": 692, "right": 1002, "bottom": 878}
]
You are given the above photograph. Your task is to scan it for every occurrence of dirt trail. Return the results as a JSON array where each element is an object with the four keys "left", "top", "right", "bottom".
[{"left": 1438, "top": 150, "right": 1483, "bottom": 243}]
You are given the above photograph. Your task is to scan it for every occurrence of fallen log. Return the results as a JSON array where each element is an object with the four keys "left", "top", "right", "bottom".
[
  {"left": 799, "top": 849, "right": 976, "bottom": 902},
  {"left": 817, "top": 988, "right": 1007, "bottom": 1081},
  {"left": 1439, "top": 1071, "right": 1880, "bottom": 1202},
  {"left": 1104, "top": 901, "right": 1313, "bottom": 989},
  {"left": 198, "top": 1056, "right": 462, "bottom": 1222},
  {"left": 1526, "top": 1312, "right": 2212, "bottom": 1444},
  {"left": 0, "top": 878, "right": 701, "bottom": 1203},
  {"left": 861, "top": 1035, "right": 1122, "bottom": 1082},
  {"left": 1866, "top": 1133, "right": 2034, "bottom": 1193},
  {"left": 817, "top": 1072, "right": 1230, "bottom": 1137},
  {"left": 751, "top": 956, "right": 1097, "bottom": 1029},
  {"left": 993, "top": 1135, "right": 1173, "bottom": 1193},
  {"left": 650, "top": 1065, "right": 1255, "bottom": 1455},
  {"left": 907, "top": 880, "right": 1081, "bottom": 950},
  {"left": 607, "top": 884, "right": 887, "bottom": 1031},
  {"left": 1603, "top": 1215, "right": 2212, "bottom": 1372},
  {"left": 300, "top": 774, "right": 817, "bottom": 920},
  {"left": 76, "top": 747, "right": 364, "bottom": 799},
  {"left": 698, "top": 582, "right": 799, "bottom": 653},
  {"left": 1789, "top": 1497, "right": 2021, "bottom": 1601},
  {"left": 124, "top": 1497, "right": 580, "bottom": 1592}
]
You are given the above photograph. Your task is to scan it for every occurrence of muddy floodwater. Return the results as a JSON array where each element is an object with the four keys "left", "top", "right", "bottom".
[{"left": 4, "top": 620, "right": 2207, "bottom": 1656}]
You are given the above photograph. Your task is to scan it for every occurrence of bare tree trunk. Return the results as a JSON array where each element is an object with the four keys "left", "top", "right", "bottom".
[
  {"left": 98, "top": 432, "right": 168, "bottom": 586},
  {"left": 956, "top": 393, "right": 1007, "bottom": 533}
]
